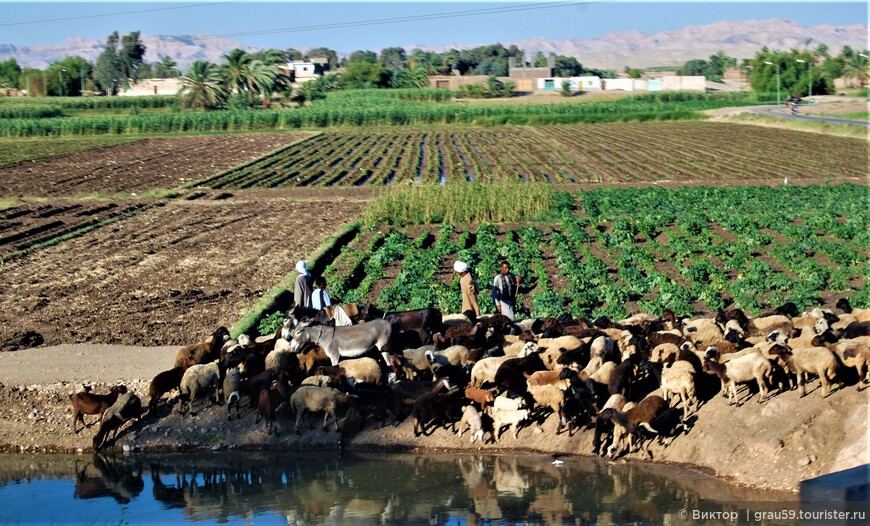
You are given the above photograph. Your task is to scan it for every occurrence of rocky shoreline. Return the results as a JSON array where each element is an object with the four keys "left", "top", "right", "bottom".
[{"left": 1, "top": 344, "right": 867, "bottom": 493}]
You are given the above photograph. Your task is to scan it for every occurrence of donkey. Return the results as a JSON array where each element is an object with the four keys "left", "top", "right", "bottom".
[{"left": 290, "top": 319, "right": 393, "bottom": 377}]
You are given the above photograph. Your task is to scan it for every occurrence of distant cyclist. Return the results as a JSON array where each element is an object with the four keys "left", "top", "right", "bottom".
[{"left": 787, "top": 95, "right": 800, "bottom": 116}]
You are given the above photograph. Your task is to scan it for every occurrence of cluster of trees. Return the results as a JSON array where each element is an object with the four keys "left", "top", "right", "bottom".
[
  {"left": 678, "top": 44, "right": 869, "bottom": 95},
  {"left": 3, "top": 29, "right": 867, "bottom": 103}
]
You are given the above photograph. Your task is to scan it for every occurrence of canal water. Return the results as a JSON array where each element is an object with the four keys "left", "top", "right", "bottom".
[{"left": 0, "top": 450, "right": 799, "bottom": 525}]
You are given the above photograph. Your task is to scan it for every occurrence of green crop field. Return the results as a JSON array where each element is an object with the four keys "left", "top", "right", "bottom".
[
  {"left": 313, "top": 184, "right": 868, "bottom": 323},
  {"left": 192, "top": 122, "right": 866, "bottom": 188}
]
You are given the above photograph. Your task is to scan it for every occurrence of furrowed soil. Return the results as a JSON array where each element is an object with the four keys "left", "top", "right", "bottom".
[
  {"left": 0, "top": 133, "right": 313, "bottom": 197},
  {"left": 0, "top": 193, "right": 364, "bottom": 348}
]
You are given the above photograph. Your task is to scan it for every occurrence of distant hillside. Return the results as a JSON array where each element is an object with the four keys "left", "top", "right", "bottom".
[
  {"left": 0, "top": 35, "right": 260, "bottom": 70},
  {"left": 1, "top": 18, "right": 866, "bottom": 70},
  {"left": 408, "top": 19, "right": 868, "bottom": 69}
]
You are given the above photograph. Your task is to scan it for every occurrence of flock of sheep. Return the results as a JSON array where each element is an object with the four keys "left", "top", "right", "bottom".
[{"left": 71, "top": 298, "right": 870, "bottom": 455}]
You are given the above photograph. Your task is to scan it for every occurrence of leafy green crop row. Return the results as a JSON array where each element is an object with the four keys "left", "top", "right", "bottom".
[{"left": 322, "top": 184, "right": 868, "bottom": 318}]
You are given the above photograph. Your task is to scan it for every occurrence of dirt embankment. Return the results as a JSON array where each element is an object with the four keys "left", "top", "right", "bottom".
[{"left": 0, "top": 343, "right": 865, "bottom": 493}]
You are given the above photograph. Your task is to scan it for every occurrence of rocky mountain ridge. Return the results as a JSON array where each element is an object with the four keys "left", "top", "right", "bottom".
[{"left": 1, "top": 18, "right": 866, "bottom": 70}]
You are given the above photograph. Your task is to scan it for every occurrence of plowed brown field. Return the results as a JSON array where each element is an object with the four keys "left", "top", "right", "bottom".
[
  {"left": 0, "top": 133, "right": 311, "bottom": 197},
  {"left": 0, "top": 193, "right": 363, "bottom": 349}
]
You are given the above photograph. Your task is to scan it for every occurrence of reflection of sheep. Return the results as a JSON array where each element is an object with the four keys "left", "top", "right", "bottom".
[{"left": 178, "top": 360, "right": 222, "bottom": 414}]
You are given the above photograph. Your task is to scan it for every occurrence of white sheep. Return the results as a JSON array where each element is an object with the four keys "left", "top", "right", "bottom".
[
  {"left": 339, "top": 357, "right": 383, "bottom": 385},
  {"left": 526, "top": 383, "right": 567, "bottom": 430},
  {"left": 456, "top": 405, "right": 486, "bottom": 444},
  {"left": 703, "top": 352, "right": 772, "bottom": 405},
  {"left": 493, "top": 394, "right": 526, "bottom": 412},
  {"left": 289, "top": 386, "right": 355, "bottom": 433},
  {"left": 426, "top": 345, "right": 471, "bottom": 366},
  {"left": 301, "top": 375, "right": 336, "bottom": 387},
  {"left": 265, "top": 349, "right": 293, "bottom": 372},
  {"left": 470, "top": 355, "right": 513, "bottom": 387},
  {"left": 589, "top": 335, "right": 615, "bottom": 360},
  {"left": 402, "top": 346, "right": 436, "bottom": 377},
  {"left": 747, "top": 315, "right": 793, "bottom": 338},
  {"left": 491, "top": 407, "right": 530, "bottom": 441},
  {"left": 223, "top": 367, "right": 242, "bottom": 420},
  {"left": 660, "top": 361, "right": 697, "bottom": 416},
  {"left": 538, "top": 335, "right": 582, "bottom": 352},
  {"left": 178, "top": 360, "right": 221, "bottom": 414},
  {"left": 832, "top": 337, "right": 870, "bottom": 386},
  {"left": 769, "top": 345, "right": 838, "bottom": 397},
  {"left": 681, "top": 317, "right": 723, "bottom": 349}
]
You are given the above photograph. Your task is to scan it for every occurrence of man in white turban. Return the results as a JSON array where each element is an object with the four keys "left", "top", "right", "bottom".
[
  {"left": 454, "top": 260, "right": 480, "bottom": 317},
  {"left": 294, "top": 260, "right": 313, "bottom": 309}
]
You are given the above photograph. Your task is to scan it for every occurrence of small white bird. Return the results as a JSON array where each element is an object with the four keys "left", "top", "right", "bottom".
[{"left": 783, "top": 177, "right": 789, "bottom": 185}]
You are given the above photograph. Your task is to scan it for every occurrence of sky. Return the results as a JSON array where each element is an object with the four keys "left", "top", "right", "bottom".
[{"left": 1, "top": 0, "right": 867, "bottom": 52}]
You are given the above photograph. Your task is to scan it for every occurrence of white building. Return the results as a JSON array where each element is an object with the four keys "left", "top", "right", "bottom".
[
  {"left": 535, "top": 76, "right": 602, "bottom": 92},
  {"left": 119, "top": 78, "right": 180, "bottom": 96},
  {"left": 277, "top": 62, "right": 323, "bottom": 84}
]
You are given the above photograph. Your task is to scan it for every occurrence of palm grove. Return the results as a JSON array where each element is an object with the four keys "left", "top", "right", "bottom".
[{"left": 0, "top": 31, "right": 867, "bottom": 107}]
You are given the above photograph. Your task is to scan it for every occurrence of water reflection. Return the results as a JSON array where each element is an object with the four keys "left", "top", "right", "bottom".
[{"left": 0, "top": 451, "right": 797, "bottom": 525}]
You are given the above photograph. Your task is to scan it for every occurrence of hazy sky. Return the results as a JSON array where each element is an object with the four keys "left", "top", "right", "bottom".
[{"left": 2, "top": 1, "right": 867, "bottom": 52}]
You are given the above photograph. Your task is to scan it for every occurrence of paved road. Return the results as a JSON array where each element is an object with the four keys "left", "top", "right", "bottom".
[{"left": 750, "top": 105, "right": 870, "bottom": 127}]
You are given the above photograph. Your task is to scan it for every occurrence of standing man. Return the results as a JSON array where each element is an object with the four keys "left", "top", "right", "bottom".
[
  {"left": 454, "top": 260, "right": 480, "bottom": 317},
  {"left": 294, "top": 260, "right": 313, "bottom": 309},
  {"left": 492, "top": 261, "right": 521, "bottom": 320}
]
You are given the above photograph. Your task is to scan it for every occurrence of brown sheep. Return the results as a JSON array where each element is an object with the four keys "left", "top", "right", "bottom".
[
  {"left": 174, "top": 327, "right": 231, "bottom": 369},
  {"left": 70, "top": 385, "right": 126, "bottom": 434}
]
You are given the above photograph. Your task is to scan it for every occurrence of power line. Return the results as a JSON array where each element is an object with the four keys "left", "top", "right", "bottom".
[
  {"left": 213, "top": 1, "right": 595, "bottom": 40},
  {"left": 0, "top": 1, "right": 239, "bottom": 28}
]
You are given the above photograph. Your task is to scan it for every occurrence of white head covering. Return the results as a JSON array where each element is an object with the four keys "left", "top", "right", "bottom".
[
  {"left": 453, "top": 261, "right": 469, "bottom": 273},
  {"left": 295, "top": 260, "right": 308, "bottom": 274}
]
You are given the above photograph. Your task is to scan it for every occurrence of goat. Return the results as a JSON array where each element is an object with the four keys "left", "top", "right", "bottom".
[
  {"left": 70, "top": 385, "right": 125, "bottom": 434},
  {"left": 255, "top": 380, "right": 286, "bottom": 435}
]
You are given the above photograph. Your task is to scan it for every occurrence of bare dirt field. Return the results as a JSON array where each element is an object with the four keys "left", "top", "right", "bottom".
[
  {"left": 0, "top": 133, "right": 312, "bottom": 197},
  {"left": 0, "top": 193, "right": 364, "bottom": 349},
  {"left": 0, "top": 342, "right": 865, "bottom": 493}
]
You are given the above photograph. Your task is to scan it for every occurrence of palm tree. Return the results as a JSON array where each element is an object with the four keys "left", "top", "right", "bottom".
[
  {"left": 178, "top": 60, "right": 225, "bottom": 109},
  {"left": 223, "top": 48, "right": 251, "bottom": 96},
  {"left": 843, "top": 53, "right": 869, "bottom": 88},
  {"left": 246, "top": 60, "right": 277, "bottom": 108}
]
